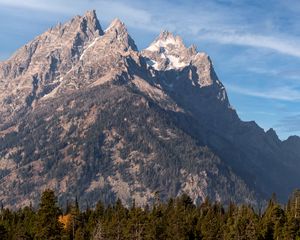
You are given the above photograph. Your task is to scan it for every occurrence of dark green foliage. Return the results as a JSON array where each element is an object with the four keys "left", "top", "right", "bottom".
[
  {"left": 0, "top": 224, "right": 8, "bottom": 239},
  {"left": 34, "top": 189, "right": 63, "bottom": 240},
  {"left": 1, "top": 189, "right": 300, "bottom": 239}
]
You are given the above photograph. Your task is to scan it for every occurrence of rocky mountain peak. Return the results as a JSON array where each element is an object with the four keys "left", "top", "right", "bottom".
[
  {"left": 105, "top": 18, "right": 125, "bottom": 32},
  {"left": 284, "top": 135, "right": 300, "bottom": 146},
  {"left": 142, "top": 31, "right": 193, "bottom": 71},
  {"left": 155, "top": 31, "right": 185, "bottom": 48},
  {"left": 104, "top": 18, "right": 138, "bottom": 52},
  {"left": 1, "top": 10, "right": 300, "bottom": 209},
  {"left": 189, "top": 44, "right": 198, "bottom": 55},
  {"left": 266, "top": 128, "right": 279, "bottom": 138},
  {"left": 157, "top": 30, "right": 174, "bottom": 39},
  {"left": 266, "top": 128, "right": 281, "bottom": 145},
  {"left": 1, "top": 10, "right": 104, "bottom": 78},
  {"left": 145, "top": 30, "right": 186, "bottom": 54},
  {"left": 0, "top": 10, "right": 106, "bottom": 122},
  {"left": 45, "top": 10, "right": 103, "bottom": 46},
  {"left": 79, "top": 9, "right": 104, "bottom": 36},
  {"left": 141, "top": 31, "right": 227, "bottom": 102}
]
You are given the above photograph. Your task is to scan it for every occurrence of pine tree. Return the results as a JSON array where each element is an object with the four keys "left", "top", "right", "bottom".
[
  {"left": 200, "top": 202, "right": 224, "bottom": 240},
  {"left": 34, "top": 189, "right": 63, "bottom": 240},
  {"left": 92, "top": 220, "right": 106, "bottom": 240},
  {"left": 287, "top": 189, "right": 300, "bottom": 219},
  {"left": 124, "top": 200, "right": 146, "bottom": 240},
  {"left": 223, "top": 205, "right": 259, "bottom": 240},
  {"left": 284, "top": 190, "right": 300, "bottom": 239},
  {"left": 66, "top": 198, "right": 81, "bottom": 240},
  {"left": 260, "top": 195, "right": 285, "bottom": 240},
  {"left": 74, "top": 227, "right": 86, "bottom": 240},
  {"left": 0, "top": 224, "right": 8, "bottom": 239},
  {"left": 144, "top": 208, "right": 165, "bottom": 240}
]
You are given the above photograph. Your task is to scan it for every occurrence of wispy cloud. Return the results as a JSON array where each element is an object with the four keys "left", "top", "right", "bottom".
[
  {"left": 0, "top": 0, "right": 156, "bottom": 31},
  {"left": 0, "top": 0, "right": 70, "bottom": 13},
  {"left": 198, "top": 32, "right": 300, "bottom": 58},
  {"left": 276, "top": 114, "right": 300, "bottom": 133},
  {"left": 1, "top": 0, "right": 300, "bottom": 60},
  {"left": 247, "top": 67, "right": 300, "bottom": 81},
  {"left": 0, "top": 0, "right": 299, "bottom": 139},
  {"left": 227, "top": 85, "right": 300, "bottom": 102}
]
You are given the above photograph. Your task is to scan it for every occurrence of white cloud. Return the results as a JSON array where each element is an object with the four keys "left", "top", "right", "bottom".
[
  {"left": 227, "top": 84, "right": 300, "bottom": 101},
  {"left": 247, "top": 67, "right": 300, "bottom": 80},
  {"left": 0, "top": 0, "right": 156, "bottom": 31},
  {"left": 198, "top": 31, "right": 300, "bottom": 58},
  {"left": 0, "top": 0, "right": 70, "bottom": 13},
  {"left": 1, "top": 0, "right": 300, "bottom": 59}
]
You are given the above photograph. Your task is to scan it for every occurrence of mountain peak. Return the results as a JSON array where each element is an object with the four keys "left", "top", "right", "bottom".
[
  {"left": 49, "top": 9, "right": 103, "bottom": 39},
  {"left": 84, "top": 9, "right": 97, "bottom": 19},
  {"left": 266, "top": 128, "right": 280, "bottom": 143},
  {"left": 146, "top": 31, "right": 186, "bottom": 52},
  {"left": 284, "top": 135, "right": 300, "bottom": 145},
  {"left": 104, "top": 18, "right": 138, "bottom": 51},
  {"left": 142, "top": 31, "right": 195, "bottom": 71},
  {"left": 157, "top": 30, "right": 180, "bottom": 41},
  {"left": 81, "top": 10, "right": 103, "bottom": 35},
  {"left": 65, "top": 10, "right": 103, "bottom": 37},
  {"left": 105, "top": 18, "right": 124, "bottom": 32}
]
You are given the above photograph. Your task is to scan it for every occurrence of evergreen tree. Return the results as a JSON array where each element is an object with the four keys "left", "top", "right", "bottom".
[
  {"left": 144, "top": 206, "right": 166, "bottom": 240},
  {"left": 3, "top": 189, "right": 300, "bottom": 240},
  {"left": 223, "top": 205, "right": 259, "bottom": 240},
  {"left": 34, "top": 189, "right": 63, "bottom": 240},
  {"left": 200, "top": 201, "right": 224, "bottom": 240},
  {"left": 92, "top": 221, "right": 105, "bottom": 240},
  {"left": 284, "top": 190, "right": 300, "bottom": 239},
  {"left": 124, "top": 200, "right": 146, "bottom": 240},
  {"left": 74, "top": 227, "right": 86, "bottom": 240},
  {"left": 0, "top": 224, "right": 8, "bottom": 239},
  {"left": 260, "top": 195, "right": 285, "bottom": 240}
]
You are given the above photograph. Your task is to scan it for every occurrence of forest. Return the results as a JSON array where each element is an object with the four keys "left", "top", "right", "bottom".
[{"left": 0, "top": 189, "right": 300, "bottom": 240}]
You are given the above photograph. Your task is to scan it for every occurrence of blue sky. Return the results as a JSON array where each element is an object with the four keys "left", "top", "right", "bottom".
[{"left": 0, "top": 0, "right": 300, "bottom": 139}]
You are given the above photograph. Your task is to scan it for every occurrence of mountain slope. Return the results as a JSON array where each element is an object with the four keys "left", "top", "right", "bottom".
[
  {"left": 0, "top": 83, "right": 255, "bottom": 207},
  {"left": 0, "top": 11, "right": 299, "bottom": 208},
  {"left": 142, "top": 30, "right": 300, "bottom": 201}
]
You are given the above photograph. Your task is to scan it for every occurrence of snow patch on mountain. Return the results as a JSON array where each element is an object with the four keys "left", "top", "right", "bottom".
[
  {"left": 80, "top": 36, "right": 101, "bottom": 60},
  {"left": 167, "top": 55, "right": 188, "bottom": 69},
  {"left": 145, "top": 36, "right": 179, "bottom": 52},
  {"left": 143, "top": 31, "right": 191, "bottom": 70}
]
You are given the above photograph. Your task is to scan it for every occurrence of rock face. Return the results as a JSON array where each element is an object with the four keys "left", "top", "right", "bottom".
[
  {"left": 0, "top": 10, "right": 102, "bottom": 123},
  {"left": 0, "top": 11, "right": 299, "bottom": 208}
]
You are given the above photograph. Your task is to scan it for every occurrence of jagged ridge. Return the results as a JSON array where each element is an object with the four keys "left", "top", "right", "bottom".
[{"left": 0, "top": 10, "right": 299, "bottom": 208}]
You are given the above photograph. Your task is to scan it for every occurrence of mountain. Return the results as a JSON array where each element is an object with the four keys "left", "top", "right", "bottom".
[{"left": 0, "top": 10, "right": 299, "bottom": 208}]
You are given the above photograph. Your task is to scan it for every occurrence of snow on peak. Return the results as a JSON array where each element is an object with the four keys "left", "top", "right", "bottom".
[
  {"left": 167, "top": 55, "right": 188, "bottom": 69},
  {"left": 145, "top": 31, "right": 185, "bottom": 52},
  {"left": 144, "top": 31, "right": 191, "bottom": 70}
]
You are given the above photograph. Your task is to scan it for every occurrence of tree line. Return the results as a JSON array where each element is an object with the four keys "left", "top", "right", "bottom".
[{"left": 0, "top": 189, "right": 300, "bottom": 239}]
